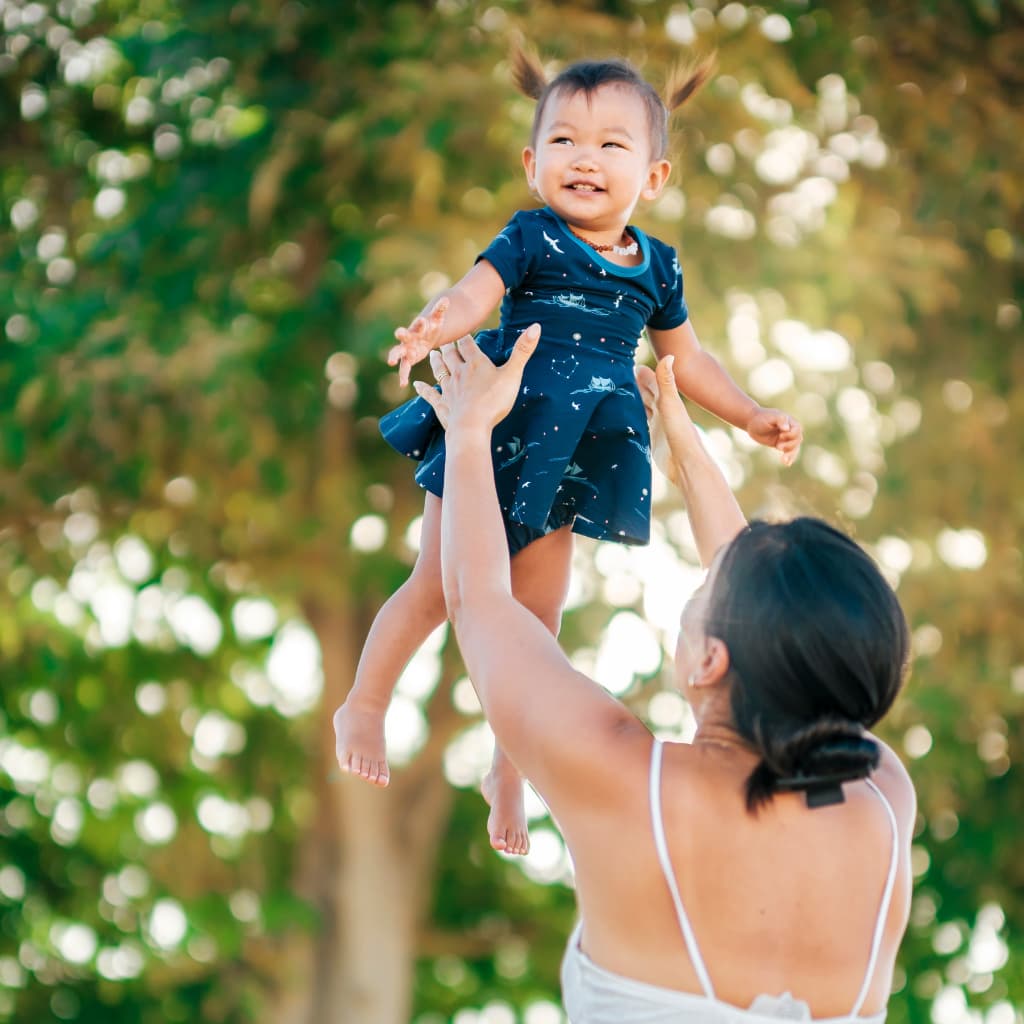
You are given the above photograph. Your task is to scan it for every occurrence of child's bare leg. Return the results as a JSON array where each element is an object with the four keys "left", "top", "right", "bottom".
[
  {"left": 333, "top": 494, "right": 445, "bottom": 786},
  {"left": 482, "top": 524, "right": 574, "bottom": 855}
]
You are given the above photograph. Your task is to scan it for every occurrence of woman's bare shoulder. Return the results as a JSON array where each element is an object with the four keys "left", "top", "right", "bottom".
[{"left": 870, "top": 734, "right": 917, "bottom": 833}]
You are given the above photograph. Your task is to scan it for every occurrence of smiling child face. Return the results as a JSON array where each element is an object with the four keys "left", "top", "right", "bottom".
[{"left": 522, "top": 84, "right": 670, "bottom": 234}]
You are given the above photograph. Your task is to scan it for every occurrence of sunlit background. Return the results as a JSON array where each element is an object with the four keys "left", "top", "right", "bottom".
[{"left": 1, "top": 1, "right": 1021, "bottom": 1023}]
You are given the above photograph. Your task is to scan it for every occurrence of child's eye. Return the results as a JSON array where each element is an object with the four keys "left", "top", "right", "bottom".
[
  {"left": 552, "top": 136, "right": 573, "bottom": 145},
  {"left": 603, "top": 141, "right": 625, "bottom": 149}
]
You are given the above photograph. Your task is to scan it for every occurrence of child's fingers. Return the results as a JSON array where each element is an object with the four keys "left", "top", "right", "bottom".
[
  {"left": 399, "top": 357, "right": 412, "bottom": 388},
  {"left": 777, "top": 433, "right": 801, "bottom": 466},
  {"left": 386, "top": 343, "right": 403, "bottom": 366},
  {"left": 398, "top": 316, "right": 425, "bottom": 341}
]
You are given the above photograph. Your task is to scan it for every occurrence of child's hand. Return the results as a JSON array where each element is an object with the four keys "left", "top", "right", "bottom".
[
  {"left": 388, "top": 298, "right": 450, "bottom": 387},
  {"left": 745, "top": 407, "right": 803, "bottom": 466}
]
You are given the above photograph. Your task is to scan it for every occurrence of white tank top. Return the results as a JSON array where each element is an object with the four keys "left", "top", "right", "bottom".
[{"left": 560, "top": 738, "right": 900, "bottom": 1024}]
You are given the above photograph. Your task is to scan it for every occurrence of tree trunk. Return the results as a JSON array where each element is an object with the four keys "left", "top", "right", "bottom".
[{"left": 259, "top": 601, "right": 456, "bottom": 1024}]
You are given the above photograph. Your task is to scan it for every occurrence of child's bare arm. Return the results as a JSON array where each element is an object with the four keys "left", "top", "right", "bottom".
[
  {"left": 647, "top": 321, "right": 803, "bottom": 465},
  {"left": 388, "top": 260, "right": 507, "bottom": 386}
]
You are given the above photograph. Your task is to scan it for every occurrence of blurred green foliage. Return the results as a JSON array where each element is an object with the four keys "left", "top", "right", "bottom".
[{"left": 1, "top": 1, "right": 1022, "bottom": 1022}]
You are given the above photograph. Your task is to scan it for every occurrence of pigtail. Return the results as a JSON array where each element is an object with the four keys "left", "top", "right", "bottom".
[
  {"left": 663, "top": 52, "right": 717, "bottom": 112},
  {"left": 510, "top": 41, "right": 548, "bottom": 100}
]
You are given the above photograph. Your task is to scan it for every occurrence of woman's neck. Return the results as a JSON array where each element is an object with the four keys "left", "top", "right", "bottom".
[
  {"left": 689, "top": 700, "right": 754, "bottom": 758},
  {"left": 692, "top": 721, "right": 751, "bottom": 753}
]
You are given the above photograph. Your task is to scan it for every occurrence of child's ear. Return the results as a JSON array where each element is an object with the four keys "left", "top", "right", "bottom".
[
  {"left": 641, "top": 159, "right": 672, "bottom": 201},
  {"left": 522, "top": 147, "right": 537, "bottom": 190}
]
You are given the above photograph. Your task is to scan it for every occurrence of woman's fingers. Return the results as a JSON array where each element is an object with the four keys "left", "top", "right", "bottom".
[
  {"left": 651, "top": 355, "right": 707, "bottom": 471},
  {"left": 429, "top": 349, "right": 450, "bottom": 381},
  {"left": 634, "top": 364, "right": 658, "bottom": 420},
  {"left": 413, "top": 380, "right": 449, "bottom": 428},
  {"left": 506, "top": 323, "right": 541, "bottom": 373},
  {"left": 655, "top": 354, "right": 674, "bottom": 383},
  {"left": 437, "top": 333, "right": 481, "bottom": 373},
  {"left": 654, "top": 355, "right": 690, "bottom": 428}
]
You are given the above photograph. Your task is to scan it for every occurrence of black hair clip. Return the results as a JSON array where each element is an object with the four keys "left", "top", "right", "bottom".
[{"left": 776, "top": 767, "right": 871, "bottom": 809}]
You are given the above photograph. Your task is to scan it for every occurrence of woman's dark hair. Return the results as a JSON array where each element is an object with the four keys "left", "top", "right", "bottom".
[
  {"left": 511, "top": 47, "right": 715, "bottom": 161},
  {"left": 704, "top": 518, "right": 910, "bottom": 812}
]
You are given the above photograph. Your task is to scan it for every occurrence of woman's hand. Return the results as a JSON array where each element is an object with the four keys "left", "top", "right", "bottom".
[
  {"left": 413, "top": 324, "right": 541, "bottom": 436},
  {"left": 636, "top": 356, "right": 705, "bottom": 484}
]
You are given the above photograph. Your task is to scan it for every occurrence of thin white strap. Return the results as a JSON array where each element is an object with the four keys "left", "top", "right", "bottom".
[
  {"left": 850, "top": 779, "right": 900, "bottom": 1017},
  {"left": 648, "top": 739, "right": 716, "bottom": 999}
]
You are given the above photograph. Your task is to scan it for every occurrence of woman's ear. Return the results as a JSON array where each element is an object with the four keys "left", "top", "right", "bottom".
[{"left": 691, "top": 636, "right": 730, "bottom": 688}]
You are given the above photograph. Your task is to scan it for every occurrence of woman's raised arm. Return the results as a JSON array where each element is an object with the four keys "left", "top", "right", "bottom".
[
  {"left": 638, "top": 356, "right": 747, "bottom": 567},
  {"left": 415, "top": 331, "right": 646, "bottom": 818}
]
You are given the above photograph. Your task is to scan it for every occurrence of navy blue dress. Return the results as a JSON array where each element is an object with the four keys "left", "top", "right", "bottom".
[{"left": 379, "top": 206, "right": 689, "bottom": 553}]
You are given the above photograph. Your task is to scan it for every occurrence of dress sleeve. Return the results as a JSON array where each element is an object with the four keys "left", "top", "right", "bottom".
[
  {"left": 647, "top": 244, "right": 689, "bottom": 330},
  {"left": 475, "top": 212, "right": 533, "bottom": 290}
]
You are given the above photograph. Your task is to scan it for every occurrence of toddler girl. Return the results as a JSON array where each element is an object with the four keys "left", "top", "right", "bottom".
[{"left": 334, "top": 50, "right": 803, "bottom": 855}]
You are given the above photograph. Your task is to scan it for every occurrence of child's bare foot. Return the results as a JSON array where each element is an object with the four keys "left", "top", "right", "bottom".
[
  {"left": 481, "top": 768, "right": 530, "bottom": 856},
  {"left": 333, "top": 700, "right": 390, "bottom": 786}
]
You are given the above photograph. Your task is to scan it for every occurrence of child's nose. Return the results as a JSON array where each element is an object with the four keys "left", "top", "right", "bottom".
[{"left": 570, "top": 148, "right": 599, "bottom": 171}]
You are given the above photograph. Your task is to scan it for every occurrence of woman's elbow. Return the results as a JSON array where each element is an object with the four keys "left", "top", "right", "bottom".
[
  {"left": 442, "top": 579, "right": 465, "bottom": 629},
  {"left": 441, "top": 568, "right": 478, "bottom": 634}
]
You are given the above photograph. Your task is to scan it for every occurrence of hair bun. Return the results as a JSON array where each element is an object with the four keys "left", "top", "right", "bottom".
[{"left": 746, "top": 718, "right": 880, "bottom": 811}]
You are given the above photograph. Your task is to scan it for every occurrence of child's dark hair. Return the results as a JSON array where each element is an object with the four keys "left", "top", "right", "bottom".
[
  {"left": 704, "top": 518, "right": 910, "bottom": 813},
  {"left": 511, "top": 47, "right": 715, "bottom": 161}
]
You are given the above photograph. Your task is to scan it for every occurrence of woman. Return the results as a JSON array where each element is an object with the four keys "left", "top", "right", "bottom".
[{"left": 413, "top": 328, "right": 915, "bottom": 1022}]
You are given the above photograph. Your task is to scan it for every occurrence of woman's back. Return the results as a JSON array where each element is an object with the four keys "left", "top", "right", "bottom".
[{"left": 563, "top": 732, "right": 913, "bottom": 1020}]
